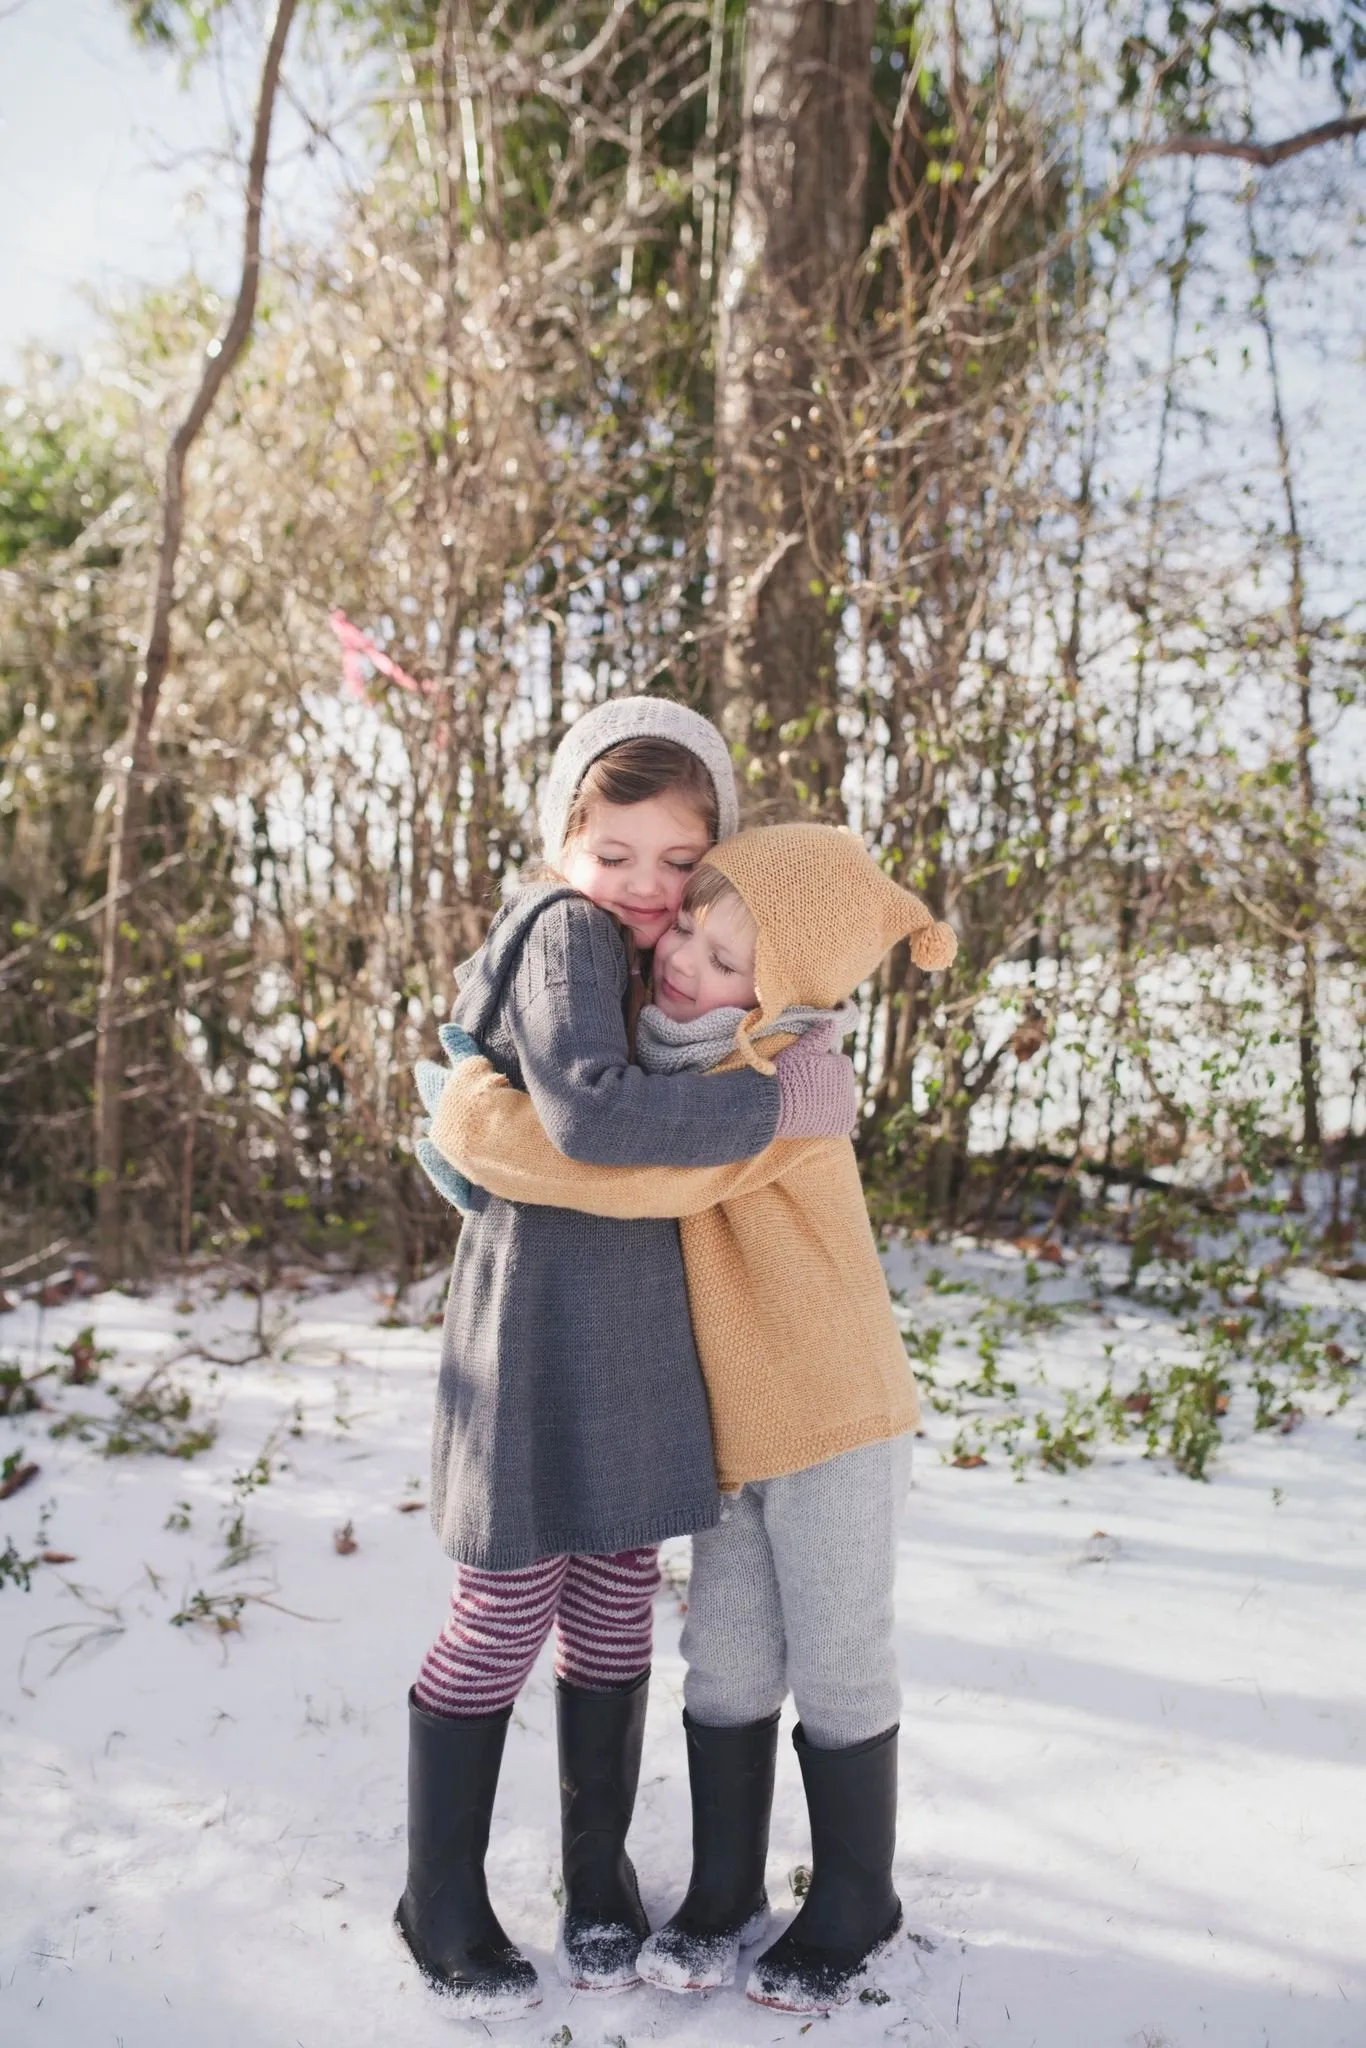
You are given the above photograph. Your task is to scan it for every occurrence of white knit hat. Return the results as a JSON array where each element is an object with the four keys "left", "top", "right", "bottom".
[{"left": 538, "top": 695, "right": 740, "bottom": 864}]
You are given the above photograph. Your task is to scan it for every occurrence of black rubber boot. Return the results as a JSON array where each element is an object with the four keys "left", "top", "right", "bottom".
[
  {"left": 746, "top": 1722, "right": 903, "bottom": 2013},
  {"left": 556, "top": 1671, "right": 652, "bottom": 1990},
  {"left": 638, "top": 1710, "right": 780, "bottom": 1992},
  {"left": 394, "top": 1689, "right": 541, "bottom": 2017}
]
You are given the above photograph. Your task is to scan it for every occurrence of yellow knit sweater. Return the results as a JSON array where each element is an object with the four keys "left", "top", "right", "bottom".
[{"left": 427, "top": 825, "right": 956, "bottom": 1488}]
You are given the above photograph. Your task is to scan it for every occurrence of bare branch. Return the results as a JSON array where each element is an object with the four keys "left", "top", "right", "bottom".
[
  {"left": 555, "top": 0, "right": 632, "bottom": 81},
  {"left": 1138, "top": 110, "right": 1366, "bottom": 171}
]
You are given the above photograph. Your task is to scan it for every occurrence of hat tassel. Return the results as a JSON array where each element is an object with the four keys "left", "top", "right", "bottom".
[{"left": 906, "top": 898, "right": 958, "bottom": 973}]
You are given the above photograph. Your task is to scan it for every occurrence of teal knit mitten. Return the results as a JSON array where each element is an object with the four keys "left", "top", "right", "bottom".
[
  {"left": 438, "top": 1023, "right": 482, "bottom": 1064},
  {"left": 413, "top": 1024, "right": 483, "bottom": 1211}
]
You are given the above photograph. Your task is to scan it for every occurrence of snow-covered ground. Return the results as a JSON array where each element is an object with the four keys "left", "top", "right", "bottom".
[{"left": 1, "top": 1237, "right": 1363, "bottom": 2048}]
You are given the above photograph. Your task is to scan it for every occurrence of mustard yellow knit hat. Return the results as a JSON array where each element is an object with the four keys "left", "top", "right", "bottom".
[{"left": 701, "top": 823, "right": 957, "bottom": 1072}]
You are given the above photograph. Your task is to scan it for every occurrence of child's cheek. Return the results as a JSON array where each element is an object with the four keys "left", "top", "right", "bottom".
[{"left": 561, "top": 848, "right": 618, "bottom": 916}]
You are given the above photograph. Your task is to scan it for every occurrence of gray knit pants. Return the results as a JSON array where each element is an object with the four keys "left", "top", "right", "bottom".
[{"left": 680, "top": 1434, "right": 912, "bottom": 1750}]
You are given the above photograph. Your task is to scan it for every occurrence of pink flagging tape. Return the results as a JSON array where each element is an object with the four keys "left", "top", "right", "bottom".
[{"left": 329, "top": 608, "right": 436, "bottom": 700}]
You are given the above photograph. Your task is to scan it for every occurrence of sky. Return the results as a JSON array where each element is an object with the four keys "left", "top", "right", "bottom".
[
  {"left": 0, "top": 0, "right": 350, "bottom": 379},
  {"left": 1, "top": 0, "right": 1361, "bottom": 728}
]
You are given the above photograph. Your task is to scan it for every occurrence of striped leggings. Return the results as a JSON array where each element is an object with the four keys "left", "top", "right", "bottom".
[{"left": 414, "top": 1546, "right": 661, "bottom": 1718}]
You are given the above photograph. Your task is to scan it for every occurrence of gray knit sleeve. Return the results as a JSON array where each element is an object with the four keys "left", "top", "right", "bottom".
[{"left": 506, "top": 896, "right": 781, "bottom": 1167}]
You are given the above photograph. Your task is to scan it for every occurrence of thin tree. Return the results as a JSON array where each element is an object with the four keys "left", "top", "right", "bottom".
[
  {"left": 1246, "top": 191, "right": 1324, "bottom": 1153},
  {"left": 92, "top": 0, "right": 300, "bottom": 1280}
]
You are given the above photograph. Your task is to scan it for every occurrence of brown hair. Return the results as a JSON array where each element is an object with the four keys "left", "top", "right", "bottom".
[
  {"left": 681, "top": 863, "right": 745, "bottom": 921},
  {"left": 561, "top": 736, "right": 719, "bottom": 850}
]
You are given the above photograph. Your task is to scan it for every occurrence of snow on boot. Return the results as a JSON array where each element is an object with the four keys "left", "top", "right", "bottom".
[
  {"left": 555, "top": 1671, "right": 652, "bottom": 1991},
  {"left": 394, "top": 1689, "right": 541, "bottom": 2019},
  {"left": 637, "top": 1710, "right": 780, "bottom": 1992},
  {"left": 746, "top": 1721, "right": 903, "bottom": 2013}
]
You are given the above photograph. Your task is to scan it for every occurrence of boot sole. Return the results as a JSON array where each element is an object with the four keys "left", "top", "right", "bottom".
[
  {"left": 393, "top": 1908, "right": 543, "bottom": 2020},
  {"left": 745, "top": 1912, "right": 905, "bottom": 2014},
  {"left": 638, "top": 1905, "right": 772, "bottom": 1993}
]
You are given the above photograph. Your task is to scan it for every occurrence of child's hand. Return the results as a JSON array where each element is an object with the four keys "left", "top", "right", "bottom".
[
  {"left": 415, "top": 1058, "right": 452, "bottom": 1117},
  {"left": 413, "top": 1026, "right": 485, "bottom": 1210},
  {"left": 415, "top": 1060, "right": 476, "bottom": 1205},
  {"left": 772, "top": 1032, "right": 859, "bottom": 1139},
  {"left": 787, "top": 1015, "right": 844, "bottom": 1058},
  {"left": 415, "top": 1129, "right": 475, "bottom": 1211},
  {"left": 438, "top": 1022, "right": 482, "bottom": 1064}
]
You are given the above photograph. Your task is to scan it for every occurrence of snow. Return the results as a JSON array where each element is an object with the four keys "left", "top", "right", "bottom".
[{"left": 2, "top": 1240, "right": 1363, "bottom": 2048}]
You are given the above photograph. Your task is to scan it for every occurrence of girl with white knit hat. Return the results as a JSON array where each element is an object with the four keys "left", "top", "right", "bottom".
[{"left": 394, "top": 697, "right": 858, "bottom": 2018}]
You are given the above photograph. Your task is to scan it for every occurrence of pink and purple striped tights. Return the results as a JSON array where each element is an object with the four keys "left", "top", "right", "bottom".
[{"left": 413, "top": 1546, "right": 661, "bottom": 1717}]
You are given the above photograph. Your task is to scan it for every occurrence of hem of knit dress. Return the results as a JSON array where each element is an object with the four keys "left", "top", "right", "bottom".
[
  {"left": 715, "top": 1414, "right": 918, "bottom": 1494},
  {"left": 437, "top": 1496, "right": 721, "bottom": 1573}
]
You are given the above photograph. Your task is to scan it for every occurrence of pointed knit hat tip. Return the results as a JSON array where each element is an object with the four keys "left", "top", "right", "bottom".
[
  {"left": 701, "top": 823, "right": 956, "bottom": 1034},
  {"left": 537, "top": 695, "right": 740, "bottom": 864}
]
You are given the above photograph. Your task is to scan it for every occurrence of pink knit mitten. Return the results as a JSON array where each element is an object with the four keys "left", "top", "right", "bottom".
[{"left": 773, "top": 1027, "right": 859, "bottom": 1139}]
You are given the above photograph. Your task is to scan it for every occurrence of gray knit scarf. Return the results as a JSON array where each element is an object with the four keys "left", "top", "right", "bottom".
[{"left": 634, "top": 999, "right": 859, "bottom": 1075}]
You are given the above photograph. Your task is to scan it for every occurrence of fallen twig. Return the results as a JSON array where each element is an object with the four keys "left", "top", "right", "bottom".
[{"left": 0, "top": 1239, "right": 71, "bottom": 1283}]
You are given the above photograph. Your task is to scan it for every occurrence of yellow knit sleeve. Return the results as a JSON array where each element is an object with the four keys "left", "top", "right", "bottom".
[{"left": 428, "top": 1056, "right": 828, "bottom": 1217}]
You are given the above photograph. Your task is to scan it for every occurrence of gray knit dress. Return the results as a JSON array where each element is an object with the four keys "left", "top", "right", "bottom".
[{"left": 431, "top": 883, "right": 782, "bottom": 1570}]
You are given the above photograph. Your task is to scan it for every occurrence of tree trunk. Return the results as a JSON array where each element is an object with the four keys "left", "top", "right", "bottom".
[
  {"left": 92, "top": 0, "right": 299, "bottom": 1282},
  {"left": 709, "top": 0, "right": 876, "bottom": 816}
]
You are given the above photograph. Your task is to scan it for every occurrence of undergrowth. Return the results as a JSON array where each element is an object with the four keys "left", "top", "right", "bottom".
[
  {"left": 48, "top": 1364, "right": 217, "bottom": 1460},
  {"left": 901, "top": 1214, "right": 1364, "bottom": 1483}
]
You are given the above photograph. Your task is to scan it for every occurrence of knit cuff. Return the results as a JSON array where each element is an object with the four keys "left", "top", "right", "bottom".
[{"left": 773, "top": 1044, "right": 858, "bottom": 1139}]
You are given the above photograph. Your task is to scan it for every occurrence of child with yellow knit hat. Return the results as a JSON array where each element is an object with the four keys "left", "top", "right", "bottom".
[{"left": 419, "top": 824, "right": 956, "bottom": 2014}]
